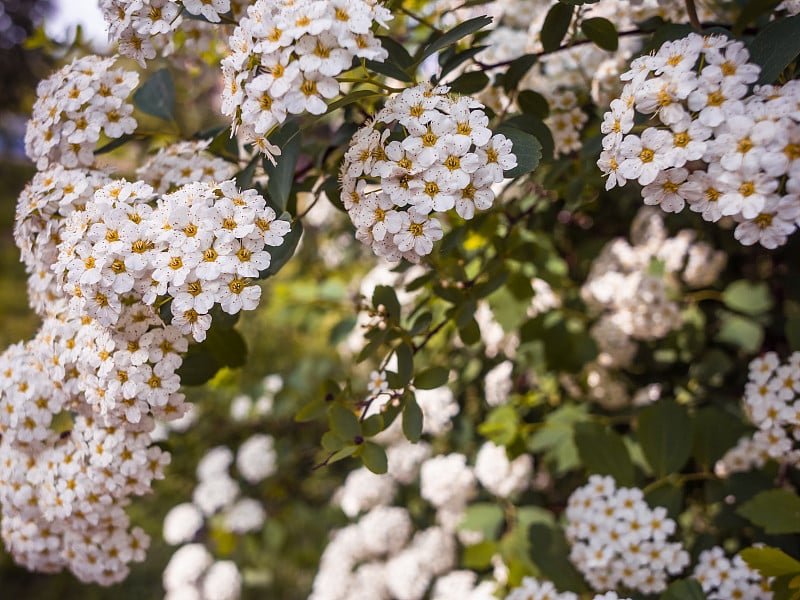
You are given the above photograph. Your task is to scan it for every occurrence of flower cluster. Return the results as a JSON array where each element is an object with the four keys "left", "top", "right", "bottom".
[
  {"left": 340, "top": 83, "right": 517, "bottom": 262},
  {"left": 565, "top": 475, "right": 689, "bottom": 593},
  {"left": 0, "top": 323, "right": 169, "bottom": 584},
  {"left": 221, "top": 0, "right": 391, "bottom": 161},
  {"left": 161, "top": 433, "right": 277, "bottom": 599},
  {"left": 136, "top": 140, "right": 236, "bottom": 193},
  {"left": 582, "top": 208, "right": 726, "bottom": 369},
  {"left": 599, "top": 32, "right": 800, "bottom": 249},
  {"left": 4, "top": 153, "right": 287, "bottom": 582},
  {"left": 53, "top": 178, "right": 290, "bottom": 342},
  {"left": 24, "top": 55, "right": 138, "bottom": 170},
  {"left": 719, "top": 352, "right": 800, "bottom": 474},
  {"left": 100, "top": 0, "right": 230, "bottom": 65},
  {"left": 164, "top": 544, "right": 242, "bottom": 600},
  {"left": 692, "top": 547, "right": 772, "bottom": 600},
  {"left": 505, "top": 577, "right": 632, "bottom": 600},
  {"left": 312, "top": 386, "right": 515, "bottom": 599},
  {"left": 13, "top": 165, "right": 113, "bottom": 315}
]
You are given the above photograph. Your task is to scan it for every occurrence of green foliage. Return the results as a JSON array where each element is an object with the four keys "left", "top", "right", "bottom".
[
  {"left": 541, "top": 3, "right": 574, "bottom": 52},
  {"left": 749, "top": 14, "right": 800, "bottom": 84},
  {"left": 738, "top": 489, "right": 800, "bottom": 534},
  {"left": 133, "top": 68, "right": 176, "bottom": 121},
  {"left": 580, "top": 17, "right": 618, "bottom": 51},
  {"left": 574, "top": 422, "right": 635, "bottom": 486},
  {"left": 740, "top": 546, "right": 800, "bottom": 577},
  {"left": 638, "top": 400, "right": 693, "bottom": 477}
]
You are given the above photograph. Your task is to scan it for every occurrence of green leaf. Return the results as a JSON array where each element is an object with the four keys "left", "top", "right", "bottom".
[
  {"left": 449, "top": 70, "right": 490, "bottom": 94},
  {"left": 359, "top": 441, "right": 388, "bottom": 474},
  {"left": 373, "top": 285, "right": 401, "bottom": 322},
  {"left": 395, "top": 343, "right": 414, "bottom": 387},
  {"left": 177, "top": 351, "right": 219, "bottom": 386},
  {"left": 580, "top": 17, "right": 618, "bottom": 51},
  {"left": 541, "top": 3, "right": 574, "bottom": 53},
  {"left": 722, "top": 280, "right": 774, "bottom": 315},
  {"left": 417, "top": 16, "right": 493, "bottom": 63},
  {"left": 361, "top": 413, "right": 384, "bottom": 437},
  {"left": 494, "top": 125, "right": 542, "bottom": 178},
  {"left": 325, "top": 90, "right": 382, "bottom": 115},
  {"left": 749, "top": 14, "right": 800, "bottom": 85},
  {"left": 462, "top": 541, "right": 497, "bottom": 569},
  {"left": 638, "top": 400, "right": 693, "bottom": 477},
  {"left": 263, "top": 121, "right": 301, "bottom": 213},
  {"left": 738, "top": 489, "right": 800, "bottom": 534},
  {"left": 321, "top": 431, "right": 345, "bottom": 452},
  {"left": 206, "top": 326, "right": 248, "bottom": 369},
  {"left": 734, "top": 0, "right": 782, "bottom": 35},
  {"left": 295, "top": 398, "right": 328, "bottom": 422},
  {"left": 692, "top": 407, "right": 749, "bottom": 470},
  {"left": 478, "top": 405, "right": 519, "bottom": 446},
  {"left": 409, "top": 311, "right": 433, "bottom": 335},
  {"left": 329, "top": 403, "right": 361, "bottom": 441},
  {"left": 133, "top": 68, "right": 176, "bottom": 121},
  {"left": 414, "top": 366, "right": 449, "bottom": 390},
  {"left": 645, "top": 482, "right": 684, "bottom": 520},
  {"left": 402, "top": 393, "right": 424, "bottom": 443},
  {"left": 94, "top": 133, "right": 135, "bottom": 155},
  {"left": 377, "top": 35, "right": 413, "bottom": 68},
  {"left": 236, "top": 154, "right": 259, "bottom": 189},
  {"left": 260, "top": 220, "right": 301, "bottom": 279},
  {"left": 439, "top": 46, "right": 487, "bottom": 80},
  {"left": 459, "top": 503, "right": 505, "bottom": 541},
  {"left": 365, "top": 59, "right": 413, "bottom": 82},
  {"left": 328, "top": 445, "right": 358, "bottom": 464},
  {"left": 517, "top": 90, "right": 549, "bottom": 119},
  {"left": 500, "top": 114, "right": 554, "bottom": 163},
  {"left": 503, "top": 54, "right": 537, "bottom": 93},
  {"left": 329, "top": 316, "right": 357, "bottom": 345},
  {"left": 574, "top": 422, "right": 635, "bottom": 486},
  {"left": 459, "top": 318, "right": 481, "bottom": 346},
  {"left": 715, "top": 312, "right": 764, "bottom": 353},
  {"left": 528, "top": 523, "right": 588, "bottom": 593},
  {"left": 740, "top": 546, "right": 800, "bottom": 578},
  {"left": 660, "top": 579, "right": 707, "bottom": 600}
]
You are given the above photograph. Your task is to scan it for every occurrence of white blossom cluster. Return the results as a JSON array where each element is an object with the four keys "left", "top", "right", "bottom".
[
  {"left": 341, "top": 83, "right": 517, "bottom": 262},
  {"left": 164, "top": 438, "right": 274, "bottom": 537},
  {"left": 311, "top": 507, "right": 457, "bottom": 600},
  {"left": 0, "top": 324, "right": 170, "bottom": 584},
  {"left": 161, "top": 434, "right": 277, "bottom": 598},
  {"left": 24, "top": 55, "right": 138, "bottom": 170},
  {"left": 220, "top": 0, "right": 391, "bottom": 161},
  {"left": 52, "top": 178, "right": 290, "bottom": 342},
  {"left": 718, "top": 352, "right": 800, "bottom": 474},
  {"left": 164, "top": 543, "right": 242, "bottom": 600},
  {"left": 230, "top": 373, "right": 282, "bottom": 421},
  {"left": 137, "top": 140, "right": 236, "bottom": 193},
  {"left": 599, "top": 32, "right": 800, "bottom": 249},
  {"left": 505, "top": 577, "right": 633, "bottom": 600},
  {"left": 582, "top": 208, "right": 726, "bottom": 369},
  {"left": 6, "top": 128, "right": 286, "bottom": 581},
  {"left": 474, "top": 441, "right": 532, "bottom": 498},
  {"left": 315, "top": 400, "right": 521, "bottom": 599},
  {"left": 99, "top": 0, "right": 235, "bottom": 65},
  {"left": 565, "top": 475, "right": 690, "bottom": 593},
  {"left": 692, "top": 546, "right": 772, "bottom": 600},
  {"left": 14, "top": 165, "right": 113, "bottom": 315}
]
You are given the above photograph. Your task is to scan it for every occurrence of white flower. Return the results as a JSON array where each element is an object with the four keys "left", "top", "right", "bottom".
[
  {"left": 236, "top": 434, "right": 277, "bottom": 484},
  {"left": 641, "top": 167, "right": 698, "bottom": 213},
  {"left": 201, "top": 561, "right": 241, "bottom": 600},
  {"left": 163, "top": 503, "right": 204, "bottom": 545}
]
